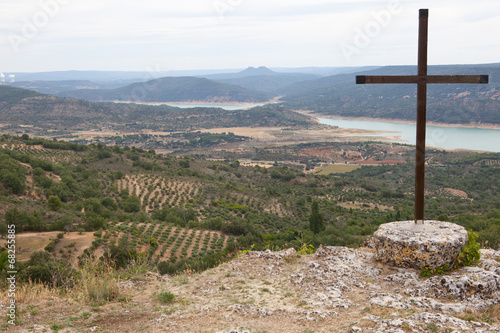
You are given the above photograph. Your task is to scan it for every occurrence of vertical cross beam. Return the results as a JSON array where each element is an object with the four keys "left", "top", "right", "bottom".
[{"left": 415, "top": 9, "right": 429, "bottom": 223}]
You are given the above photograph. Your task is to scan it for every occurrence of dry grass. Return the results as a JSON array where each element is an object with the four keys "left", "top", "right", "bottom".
[
  {"left": 53, "top": 232, "right": 95, "bottom": 265},
  {"left": 459, "top": 304, "right": 500, "bottom": 324},
  {"left": 3, "top": 248, "right": 500, "bottom": 333},
  {"left": 0, "top": 232, "right": 59, "bottom": 261},
  {"left": 3, "top": 280, "right": 58, "bottom": 305},
  {"left": 338, "top": 200, "right": 393, "bottom": 212},
  {"left": 74, "top": 261, "right": 121, "bottom": 304},
  {"left": 315, "top": 164, "right": 361, "bottom": 175}
]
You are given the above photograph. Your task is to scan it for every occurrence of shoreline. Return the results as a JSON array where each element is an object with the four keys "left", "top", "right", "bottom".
[
  {"left": 295, "top": 110, "right": 500, "bottom": 130},
  {"left": 111, "top": 98, "right": 280, "bottom": 107}
]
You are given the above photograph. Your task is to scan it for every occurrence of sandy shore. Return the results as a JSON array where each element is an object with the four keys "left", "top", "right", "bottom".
[{"left": 295, "top": 110, "right": 500, "bottom": 130}]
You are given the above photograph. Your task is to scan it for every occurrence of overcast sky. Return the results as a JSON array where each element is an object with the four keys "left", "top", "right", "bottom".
[{"left": 1, "top": 0, "right": 499, "bottom": 72}]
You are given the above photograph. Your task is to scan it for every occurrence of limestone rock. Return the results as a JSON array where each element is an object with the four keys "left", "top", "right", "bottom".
[{"left": 372, "top": 220, "right": 468, "bottom": 269}]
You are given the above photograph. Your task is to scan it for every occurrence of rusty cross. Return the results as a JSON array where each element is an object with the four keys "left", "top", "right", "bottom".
[{"left": 356, "top": 9, "right": 488, "bottom": 224}]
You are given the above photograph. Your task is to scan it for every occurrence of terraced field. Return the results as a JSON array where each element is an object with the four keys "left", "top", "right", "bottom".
[
  {"left": 110, "top": 221, "right": 232, "bottom": 262},
  {"left": 6, "top": 144, "right": 83, "bottom": 163},
  {"left": 116, "top": 174, "right": 201, "bottom": 211}
]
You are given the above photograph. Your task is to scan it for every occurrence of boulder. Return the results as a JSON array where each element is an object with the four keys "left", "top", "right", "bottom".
[{"left": 372, "top": 220, "right": 468, "bottom": 269}]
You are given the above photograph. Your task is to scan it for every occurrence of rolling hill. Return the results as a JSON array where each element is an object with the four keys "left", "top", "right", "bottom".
[
  {"left": 3, "top": 64, "right": 500, "bottom": 126},
  {"left": 206, "top": 66, "right": 321, "bottom": 94},
  {"left": 215, "top": 73, "right": 320, "bottom": 95},
  {"left": 56, "top": 76, "right": 272, "bottom": 103},
  {"left": 280, "top": 63, "right": 500, "bottom": 125},
  {"left": 0, "top": 85, "right": 310, "bottom": 132}
]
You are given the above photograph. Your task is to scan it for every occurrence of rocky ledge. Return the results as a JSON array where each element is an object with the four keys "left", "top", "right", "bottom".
[
  {"left": 13, "top": 246, "right": 500, "bottom": 333},
  {"left": 146, "top": 246, "right": 500, "bottom": 332}
]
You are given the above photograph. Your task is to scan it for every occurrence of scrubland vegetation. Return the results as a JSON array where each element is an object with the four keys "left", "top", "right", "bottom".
[{"left": 0, "top": 134, "right": 499, "bottom": 302}]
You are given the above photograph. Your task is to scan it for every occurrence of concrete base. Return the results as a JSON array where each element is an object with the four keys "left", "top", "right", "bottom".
[{"left": 372, "top": 220, "right": 468, "bottom": 269}]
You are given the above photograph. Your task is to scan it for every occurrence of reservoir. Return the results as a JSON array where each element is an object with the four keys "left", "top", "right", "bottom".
[
  {"left": 317, "top": 117, "right": 500, "bottom": 153},
  {"left": 163, "top": 102, "right": 266, "bottom": 110},
  {"left": 140, "top": 101, "right": 500, "bottom": 153}
]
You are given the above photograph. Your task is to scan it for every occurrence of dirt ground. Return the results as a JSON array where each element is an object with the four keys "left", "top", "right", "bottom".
[
  {"left": 0, "top": 232, "right": 59, "bottom": 262},
  {"left": 0, "top": 232, "right": 94, "bottom": 262},
  {"left": 199, "top": 126, "right": 402, "bottom": 147},
  {"left": 52, "top": 232, "right": 95, "bottom": 264},
  {"left": 5, "top": 247, "right": 500, "bottom": 333}
]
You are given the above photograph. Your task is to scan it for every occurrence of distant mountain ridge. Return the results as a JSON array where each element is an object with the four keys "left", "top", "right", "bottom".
[
  {"left": 56, "top": 76, "right": 271, "bottom": 103},
  {"left": 4, "top": 66, "right": 377, "bottom": 81},
  {"left": 238, "top": 66, "right": 277, "bottom": 76},
  {"left": 204, "top": 66, "right": 321, "bottom": 94},
  {"left": 2, "top": 64, "right": 499, "bottom": 125},
  {"left": 10, "top": 80, "right": 101, "bottom": 95}
]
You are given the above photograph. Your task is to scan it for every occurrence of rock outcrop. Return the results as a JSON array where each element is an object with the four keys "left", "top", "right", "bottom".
[{"left": 371, "top": 220, "right": 468, "bottom": 269}]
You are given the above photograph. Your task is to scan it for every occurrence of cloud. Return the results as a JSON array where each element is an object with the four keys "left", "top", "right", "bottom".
[{"left": 1, "top": 0, "right": 499, "bottom": 71}]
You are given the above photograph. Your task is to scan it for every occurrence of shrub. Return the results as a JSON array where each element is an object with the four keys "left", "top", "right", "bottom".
[
  {"left": 121, "top": 195, "right": 141, "bottom": 213},
  {"left": 47, "top": 195, "right": 62, "bottom": 211},
  {"left": 420, "top": 230, "right": 482, "bottom": 277},
  {"left": 79, "top": 261, "right": 120, "bottom": 304},
  {"left": 455, "top": 230, "right": 481, "bottom": 268},
  {"left": 157, "top": 291, "right": 176, "bottom": 304},
  {"left": 45, "top": 243, "right": 55, "bottom": 252}
]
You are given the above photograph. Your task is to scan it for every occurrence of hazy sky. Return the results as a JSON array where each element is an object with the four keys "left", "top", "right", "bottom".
[{"left": 1, "top": 0, "right": 499, "bottom": 72}]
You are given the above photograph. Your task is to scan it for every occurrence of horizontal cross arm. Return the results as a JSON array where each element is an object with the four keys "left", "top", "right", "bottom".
[{"left": 356, "top": 75, "right": 488, "bottom": 84}]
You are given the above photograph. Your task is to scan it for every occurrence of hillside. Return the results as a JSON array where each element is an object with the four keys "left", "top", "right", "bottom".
[
  {"left": 0, "top": 135, "right": 499, "bottom": 259},
  {"left": 0, "top": 85, "right": 311, "bottom": 133},
  {"left": 0, "top": 85, "right": 42, "bottom": 103},
  {"left": 5, "top": 64, "right": 500, "bottom": 126},
  {"left": 203, "top": 66, "right": 280, "bottom": 80},
  {"left": 281, "top": 63, "right": 500, "bottom": 125},
  {"left": 205, "top": 66, "right": 321, "bottom": 94},
  {"left": 56, "top": 77, "right": 272, "bottom": 103},
  {"left": 0, "top": 134, "right": 499, "bottom": 330},
  {"left": 215, "top": 73, "right": 320, "bottom": 95}
]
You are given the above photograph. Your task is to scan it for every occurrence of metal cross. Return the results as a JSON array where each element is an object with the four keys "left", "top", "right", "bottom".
[{"left": 356, "top": 9, "right": 488, "bottom": 224}]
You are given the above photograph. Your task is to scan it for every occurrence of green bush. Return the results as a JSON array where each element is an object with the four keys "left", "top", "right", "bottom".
[
  {"left": 47, "top": 195, "right": 62, "bottom": 211},
  {"left": 455, "top": 230, "right": 481, "bottom": 268},
  {"left": 121, "top": 195, "right": 141, "bottom": 213},
  {"left": 420, "top": 230, "right": 482, "bottom": 277},
  {"left": 157, "top": 291, "right": 176, "bottom": 304}
]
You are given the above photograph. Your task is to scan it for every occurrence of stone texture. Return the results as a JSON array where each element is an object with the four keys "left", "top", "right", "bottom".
[{"left": 372, "top": 220, "right": 468, "bottom": 269}]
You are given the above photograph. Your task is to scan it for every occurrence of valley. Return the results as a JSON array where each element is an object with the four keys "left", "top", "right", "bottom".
[{"left": 0, "top": 66, "right": 499, "bottom": 332}]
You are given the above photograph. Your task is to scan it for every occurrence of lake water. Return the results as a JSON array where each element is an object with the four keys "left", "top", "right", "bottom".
[
  {"left": 317, "top": 117, "right": 500, "bottom": 153},
  {"left": 162, "top": 102, "right": 266, "bottom": 110}
]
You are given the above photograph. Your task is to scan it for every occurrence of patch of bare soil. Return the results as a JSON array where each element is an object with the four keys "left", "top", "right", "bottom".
[
  {"left": 0, "top": 231, "right": 95, "bottom": 263},
  {"left": 441, "top": 188, "right": 469, "bottom": 200},
  {"left": 349, "top": 159, "right": 405, "bottom": 165},
  {"left": 200, "top": 126, "right": 402, "bottom": 148},
  {"left": 0, "top": 232, "right": 59, "bottom": 262},
  {"left": 53, "top": 232, "right": 96, "bottom": 265},
  {"left": 338, "top": 201, "right": 393, "bottom": 212}
]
